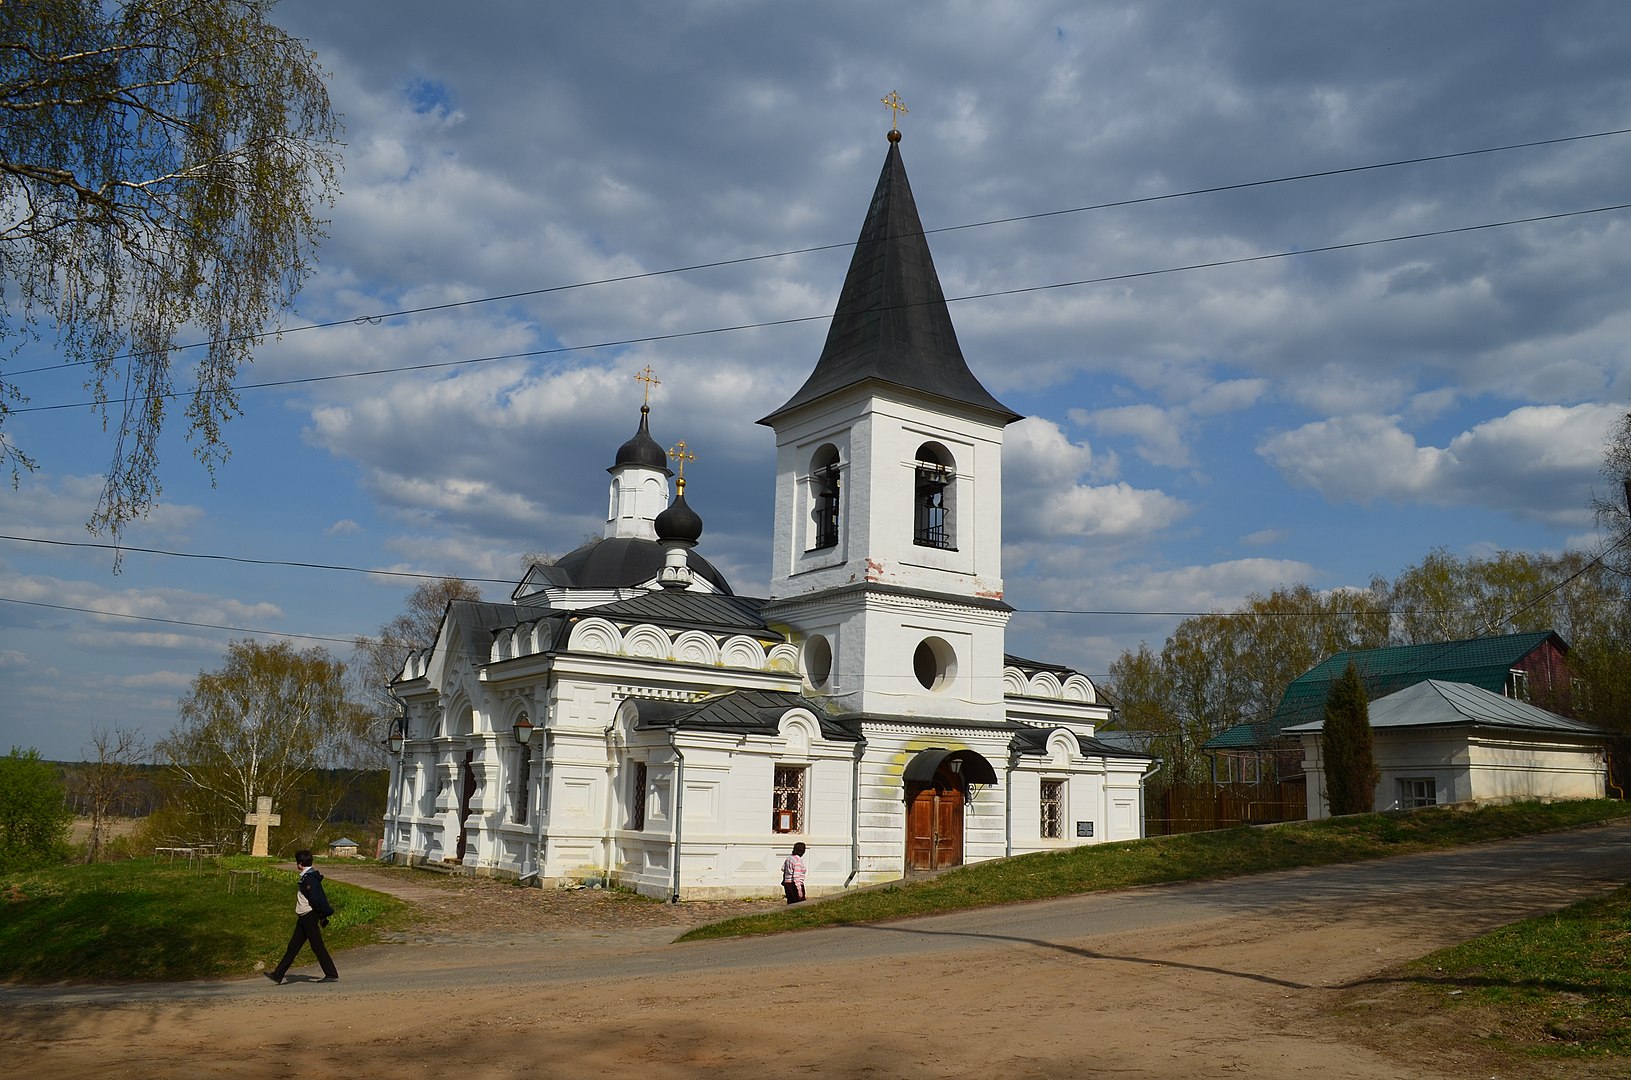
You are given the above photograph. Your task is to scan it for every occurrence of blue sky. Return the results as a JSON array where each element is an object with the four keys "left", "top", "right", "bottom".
[{"left": 4, "top": 1, "right": 1630, "bottom": 761}]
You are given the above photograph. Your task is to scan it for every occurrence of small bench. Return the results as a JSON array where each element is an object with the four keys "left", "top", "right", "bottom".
[{"left": 226, "top": 869, "right": 263, "bottom": 894}]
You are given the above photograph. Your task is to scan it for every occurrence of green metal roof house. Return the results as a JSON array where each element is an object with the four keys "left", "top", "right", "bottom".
[
  {"left": 1285, "top": 679, "right": 1610, "bottom": 818},
  {"left": 1204, "top": 630, "right": 1573, "bottom": 756}
]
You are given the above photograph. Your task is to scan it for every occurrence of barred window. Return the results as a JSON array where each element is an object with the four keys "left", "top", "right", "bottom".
[
  {"left": 1399, "top": 777, "right": 1437, "bottom": 809},
  {"left": 810, "top": 446, "right": 841, "bottom": 551},
  {"left": 912, "top": 443, "right": 955, "bottom": 550},
  {"left": 630, "top": 762, "right": 648, "bottom": 831},
  {"left": 773, "top": 766, "right": 806, "bottom": 833},
  {"left": 1040, "top": 779, "right": 1064, "bottom": 839}
]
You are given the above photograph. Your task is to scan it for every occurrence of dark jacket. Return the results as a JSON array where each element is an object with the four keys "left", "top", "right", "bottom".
[{"left": 299, "top": 867, "right": 334, "bottom": 918}]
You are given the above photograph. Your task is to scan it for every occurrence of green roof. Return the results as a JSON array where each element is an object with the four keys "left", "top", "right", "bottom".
[{"left": 1204, "top": 630, "right": 1566, "bottom": 752}]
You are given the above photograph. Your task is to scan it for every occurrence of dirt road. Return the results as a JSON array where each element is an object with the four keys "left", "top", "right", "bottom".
[{"left": 7, "top": 821, "right": 1630, "bottom": 1079}]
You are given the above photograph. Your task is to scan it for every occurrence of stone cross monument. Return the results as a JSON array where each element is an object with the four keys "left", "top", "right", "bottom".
[{"left": 244, "top": 795, "right": 281, "bottom": 857}]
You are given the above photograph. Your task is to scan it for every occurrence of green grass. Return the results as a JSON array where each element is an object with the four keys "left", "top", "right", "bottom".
[
  {"left": 0, "top": 855, "right": 412, "bottom": 983},
  {"left": 1397, "top": 886, "right": 1631, "bottom": 1061},
  {"left": 678, "top": 799, "right": 1631, "bottom": 941}
]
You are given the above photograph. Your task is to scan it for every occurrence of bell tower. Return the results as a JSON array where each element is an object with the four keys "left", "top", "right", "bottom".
[{"left": 759, "top": 120, "right": 1020, "bottom": 724}]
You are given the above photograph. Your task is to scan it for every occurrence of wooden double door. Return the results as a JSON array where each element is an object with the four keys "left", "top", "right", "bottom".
[{"left": 906, "top": 779, "right": 965, "bottom": 872}]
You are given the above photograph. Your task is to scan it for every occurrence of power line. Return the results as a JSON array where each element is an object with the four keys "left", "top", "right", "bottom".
[
  {"left": 3, "top": 532, "right": 1620, "bottom": 624},
  {"left": 8, "top": 123, "right": 1628, "bottom": 381},
  {"left": 0, "top": 533, "right": 519, "bottom": 586},
  {"left": 15, "top": 200, "right": 1631, "bottom": 417},
  {"left": 0, "top": 596, "right": 372, "bottom": 648}
]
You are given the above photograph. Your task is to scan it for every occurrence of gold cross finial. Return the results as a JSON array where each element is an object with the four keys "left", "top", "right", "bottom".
[
  {"left": 633, "top": 365, "right": 661, "bottom": 405},
  {"left": 881, "top": 91, "right": 908, "bottom": 133},
  {"left": 667, "top": 440, "right": 695, "bottom": 480}
]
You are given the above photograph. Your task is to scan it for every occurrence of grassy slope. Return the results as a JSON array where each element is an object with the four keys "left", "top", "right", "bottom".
[
  {"left": 679, "top": 800, "right": 1631, "bottom": 941},
  {"left": 0, "top": 855, "right": 412, "bottom": 982}
]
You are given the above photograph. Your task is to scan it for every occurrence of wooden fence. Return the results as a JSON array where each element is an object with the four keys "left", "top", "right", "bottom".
[{"left": 1147, "top": 779, "right": 1308, "bottom": 836}]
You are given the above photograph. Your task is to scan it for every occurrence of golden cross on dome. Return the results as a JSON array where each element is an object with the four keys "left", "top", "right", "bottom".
[
  {"left": 881, "top": 90, "right": 908, "bottom": 132},
  {"left": 633, "top": 365, "right": 661, "bottom": 405},
  {"left": 667, "top": 440, "right": 695, "bottom": 479}
]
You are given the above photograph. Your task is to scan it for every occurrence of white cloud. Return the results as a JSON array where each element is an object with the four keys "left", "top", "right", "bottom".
[
  {"left": 1258, "top": 403, "right": 1622, "bottom": 524},
  {"left": 1004, "top": 417, "right": 1188, "bottom": 542}
]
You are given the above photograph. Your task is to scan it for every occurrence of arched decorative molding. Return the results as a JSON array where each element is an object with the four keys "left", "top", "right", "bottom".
[
  {"left": 1002, "top": 667, "right": 1028, "bottom": 697},
  {"left": 1027, "top": 671, "right": 1064, "bottom": 699},
  {"left": 493, "top": 628, "right": 515, "bottom": 662},
  {"left": 778, "top": 709, "right": 820, "bottom": 757},
  {"left": 672, "top": 630, "right": 721, "bottom": 667},
  {"left": 766, "top": 642, "right": 800, "bottom": 672},
  {"left": 495, "top": 694, "right": 531, "bottom": 733},
  {"left": 1047, "top": 729, "right": 1077, "bottom": 766},
  {"left": 568, "top": 617, "right": 622, "bottom": 655},
  {"left": 448, "top": 701, "right": 475, "bottom": 738},
  {"left": 1062, "top": 674, "right": 1096, "bottom": 703},
  {"left": 720, "top": 635, "right": 767, "bottom": 669},
  {"left": 624, "top": 624, "right": 673, "bottom": 660}
]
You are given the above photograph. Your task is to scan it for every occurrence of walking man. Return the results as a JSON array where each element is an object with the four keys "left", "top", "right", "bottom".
[{"left": 265, "top": 849, "right": 338, "bottom": 984}]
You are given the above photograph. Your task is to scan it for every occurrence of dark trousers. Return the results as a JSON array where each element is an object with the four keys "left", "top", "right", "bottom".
[
  {"left": 783, "top": 881, "right": 804, "bottom": 904},
  {"left": 273, "top": 911, "right": 338, "bottom": 979}
]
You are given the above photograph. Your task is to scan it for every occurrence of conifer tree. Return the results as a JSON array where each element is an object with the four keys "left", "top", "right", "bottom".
[{"left": 1322, "top": 662, "right": 1378, "bottom": 815}]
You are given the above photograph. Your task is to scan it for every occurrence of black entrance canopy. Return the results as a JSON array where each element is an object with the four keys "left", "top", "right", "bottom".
[{"left": 901, "top": 747, "right": 997, "bottom": 786}]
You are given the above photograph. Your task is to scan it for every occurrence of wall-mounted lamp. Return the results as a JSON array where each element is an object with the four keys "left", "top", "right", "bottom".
[
  {"left": 513, "top": 716, "right": 535, "bottom": 745},
  {"left": 386, "top": 719, "right": 406, "bottom": 755}
]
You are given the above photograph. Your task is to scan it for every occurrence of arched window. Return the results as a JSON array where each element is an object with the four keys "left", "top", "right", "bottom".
[
  {"left": 913, "top": 442, "right": 955, "bottom": 549},
  {"left": 809, "top": 444, "right": 841, "bottom": 550}
]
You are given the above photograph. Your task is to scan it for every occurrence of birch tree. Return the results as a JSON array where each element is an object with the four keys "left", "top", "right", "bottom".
[
  {"left": 0, "top": 0, "right": 340, "bottom": 538},
  {"left": 157, "top": 639, "right": 358, "bottom": 851}
]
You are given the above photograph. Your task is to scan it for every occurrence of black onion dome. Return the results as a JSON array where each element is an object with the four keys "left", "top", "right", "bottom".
[
  {"left": 654, "top": 481, "right": 704, "bottom": 545},
  {"left": 611, "top": 405, "right": 672, "bottom": 474}
]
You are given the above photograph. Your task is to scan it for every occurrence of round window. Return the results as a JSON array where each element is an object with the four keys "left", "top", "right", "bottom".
[
  {"left": 913, "top": 637, "right": 956, "bottom": 691},
  {"left": 805, "top": 634, "right": 833, "bottom": 689}
]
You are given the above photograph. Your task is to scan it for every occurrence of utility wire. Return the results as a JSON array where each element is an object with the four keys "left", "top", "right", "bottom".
[
  {"left": 0, "top": 596, "right": 374, "bottom": 648},
  {"left": 2, "top": 532, "right": 1620, "bottom": 623},
  {"left": 0, "top": 533, "right": 520, "bottom": 587},
  {"left": 14, "top": 200, "right": 1631, "bottom": 417},
  {"left": 8, "top": 123, "right": 1629, "bottom": 380}
]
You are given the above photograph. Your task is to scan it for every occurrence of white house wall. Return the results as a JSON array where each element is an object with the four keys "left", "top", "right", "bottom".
[{"left": 1299, "top": 729, "right": 1607, "bottom": 819}]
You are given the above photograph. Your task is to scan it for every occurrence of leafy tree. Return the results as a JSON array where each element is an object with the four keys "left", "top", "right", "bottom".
[
  {"left": 155, "top": 639, "right": 360, "bottom": 852},
  {"left": 1597, "top": 411, "right": 1631, "bottom": 552},
  {"left": 0, "top": 0, "right": 340, "bottom": 538},
  {"left": 0, "top": 746, "right": 72, "bottom": 870},
  {"left": 1104, "top": 585, "right": 1392, "bottom": 785},
  {"left": 77, "top": 725, "right": 147, "bottom": 862},
  {"left": 350, "top": 577, "right": 481, "bottom": 755},
  {"left": 1321, "top": 663, "right": 1377, "bottom": 815}
]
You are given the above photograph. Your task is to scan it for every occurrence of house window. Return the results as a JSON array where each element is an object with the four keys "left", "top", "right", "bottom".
[
  {"left": 913, "top": 442, "right": 955, "bottom": 550},
  {"left": 512, "top": 748, "right": 532, "bottom": 824},
  {"left": 773, "top": 766, "right": 806, "bottom": 833},
  {"left": 810, "top": 444, "right": 841, "bottom": 550},
  {"left": 630, "top": 762, "right": 648, "bottom": 831},
  {"left": 1040, "top": 779, "right": 1065, "bottom": 839},
  {"left": 1506, "top": 669, "right": 1529, "bottom": 701},
  {"left": 1398, "top": 778, "right": 1437, "bottom": 809}
]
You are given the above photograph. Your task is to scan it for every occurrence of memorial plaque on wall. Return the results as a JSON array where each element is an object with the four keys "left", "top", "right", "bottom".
[{"left": 1076, "top": 821, "right": 1094, "bottom": 837}]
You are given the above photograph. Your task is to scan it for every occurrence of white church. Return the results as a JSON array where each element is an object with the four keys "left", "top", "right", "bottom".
[{"left": 382, "top": 125, "right": 1157, "bottom": 899}]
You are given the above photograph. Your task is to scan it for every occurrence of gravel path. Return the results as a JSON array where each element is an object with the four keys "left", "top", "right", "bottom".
[{"left": 320, "top": 862, "right": 786, "bottom": 941}]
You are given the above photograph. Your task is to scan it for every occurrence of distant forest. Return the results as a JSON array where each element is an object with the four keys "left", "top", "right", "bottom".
[{"left": 49, "top": 761, "right": 386, "bottom": 826}]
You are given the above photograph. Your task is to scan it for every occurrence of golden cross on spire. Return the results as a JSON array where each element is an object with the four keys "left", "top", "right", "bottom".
[
  {"left": 633, "top": 365, "right": 661, "bottom": 405},
  {"left": 881, "top": 90, "right": 908, "bottom": 132},
  {"left": 667, "top": 440, "right": 695, "bottom": 480}
]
